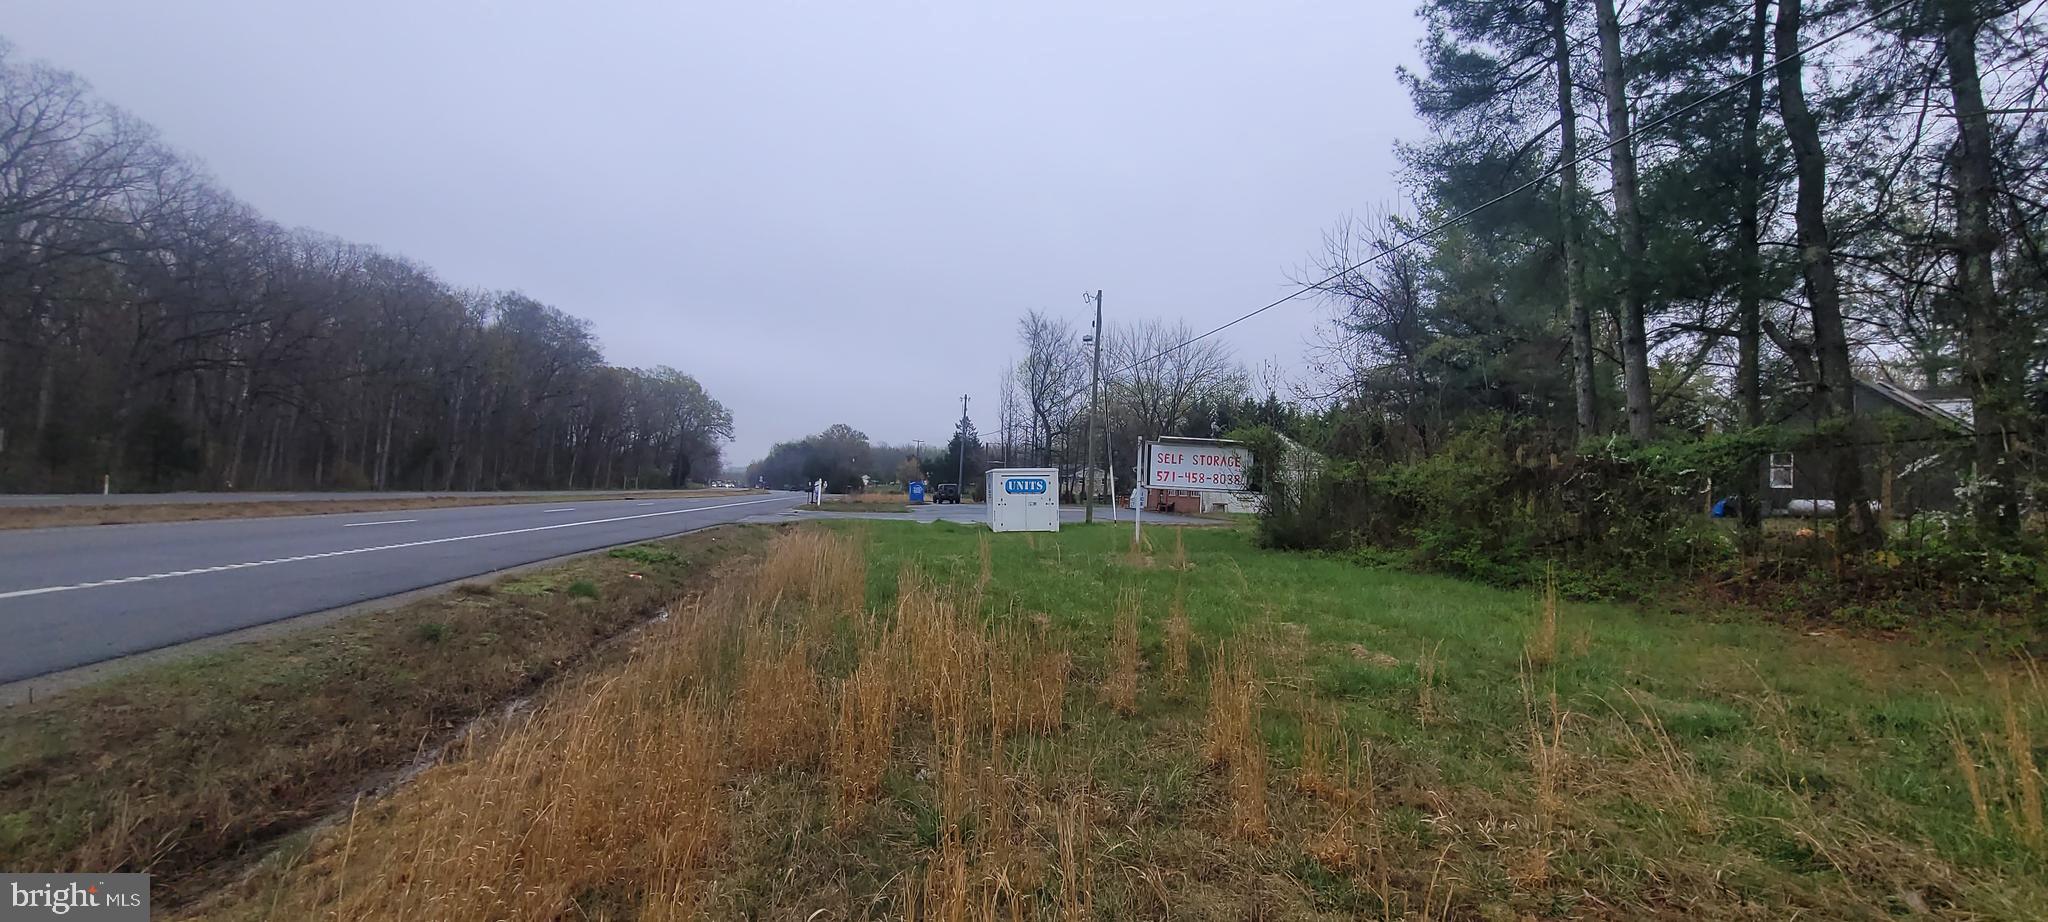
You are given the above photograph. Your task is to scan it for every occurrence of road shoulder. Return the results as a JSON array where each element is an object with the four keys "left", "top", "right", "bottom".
[
  {"left": 0, "top": 488, "right": 762, "bottom": 531},
  {"left": 0, "top": 523, "right": 776, "bottom": 911}
]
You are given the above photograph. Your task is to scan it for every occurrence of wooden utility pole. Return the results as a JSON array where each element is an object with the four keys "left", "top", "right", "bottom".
[{"left": 1085, "top": 291, "right": 1103, "bottom": 524}]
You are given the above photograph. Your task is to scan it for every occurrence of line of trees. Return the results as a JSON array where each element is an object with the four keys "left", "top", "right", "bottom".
[
  {"left": 747, "top": 424, "right": 877, "bottom": 492},
  {"left": 997, "top": 310, "right": 1300, "bottom": 496},
  {"left": 1302, "top": 0, "right": 2045, "bottom": 549},
  {"left": 0, "top": 42, "right": 732, "bottom": 493},
  {"left": 747, "top": 424, "right": 995, "bottom": 497}
]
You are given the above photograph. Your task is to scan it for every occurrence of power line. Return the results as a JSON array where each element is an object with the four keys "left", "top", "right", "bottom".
[{"left": 1105, "top": 0, "right": 1917, "bottom": 383}]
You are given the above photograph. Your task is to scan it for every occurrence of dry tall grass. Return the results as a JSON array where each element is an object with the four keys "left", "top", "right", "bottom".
[
  {"left": 829, "top": 655, "right": 897, "bottom": 826},
  {"left": 192, "top": 524, "right": 2047, "bottom": 921},
  {"left": 1517, "top": 668, "right": 1569, "bottom": 887},
  {"left": 2000, "top": 673, "right": 2044, "bottom": 847},
  {"left": 1304, "top": 731, "right": 1370, "bottom": 874},
  {"left": 1310, "top": 739, "right": 1390, "bottom": 907},
  {"left": 229, "top": 531, "right": 861, "bottom": 919},
  {"left": 1417, "top": 640, "right": 1444, "bottom": 725},
  {"left": 750, "top": 526, "right": 866, "bottom": 620},
  {"left": 977, "top": 533, "right": 994, "bottom": 594},
  {"left": 1056, "top": 793, "right": 1093, "bottom": 922},
  {"left": 1101, "top": 589, "right": 1142, "bottom": 715},
  {"left": 733, "top": 626, "right": 826, "bottom": 768},
  {"left": 1523, "top": 674, "right": 1569, "bottom": 820},
  {"left": 1163, "top": 588, "right": 1192, "bottom": 694},
  {"left": 1618, "top": 688, "right": 1713, "bottom": 835},
  {"left": 1949, "top": 669, "right": 2046, "bottom": 849},
  {"left": 1122, "top": 531, "right": 1153, "bottom": 566},
  {"left": 255, "top": 633, "right": 734, "bottom": 919},
  {"left": 1525, "top": 572, "right": 1559, "bottom": 669},
  {"left": 896, "top": 570, "right": 996, "bottom": 731},
  {"left": 1295, "top": 698, "right": 1338, "bottom": 801},
  {"left": 1020, "top": 636, "right": 1071, "bottom": 735},
  {"left": 204, "top": 528, "right": 1368, "bottom": 919},
  {"left": 1204, "top": 642, "right": 1269, "bottom": 839}
]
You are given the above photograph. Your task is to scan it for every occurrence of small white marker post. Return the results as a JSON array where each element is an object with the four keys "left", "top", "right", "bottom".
[
  {"left": 1132, "top": 486, "right": 1145, "bottom": 548},
  {"left": 1105, "top": 432, "right": 1118, "bottom": 523},
  {"left": 1131, "top": 437, "right": 1145, "bottom": 549}
]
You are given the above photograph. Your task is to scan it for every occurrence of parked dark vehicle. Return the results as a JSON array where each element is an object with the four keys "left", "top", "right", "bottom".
[{"left": 935, "top": 483, "right": 961, "bottom": 504}]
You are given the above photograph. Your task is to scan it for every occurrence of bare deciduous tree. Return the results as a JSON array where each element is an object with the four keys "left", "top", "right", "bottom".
[
  {"left": 1301, "top": 209, "right": 1433, "bottom": 452},
  {"left": 1015, "top": 310, "right": 1085, "bottom": 468},
  {"left": 1106, "top": 319, "right": 1246, "bottom": 443},
  {"left": 0, "top": 48, "right": 734, "bottom": 492}
]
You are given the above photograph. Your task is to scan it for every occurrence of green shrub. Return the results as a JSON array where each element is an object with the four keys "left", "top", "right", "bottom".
[
  {"left": 1259, "top": 419, "right": 1745, "bottom": 598},
  {"left": 608, "top": 544, "right": 681, "bottom": 566},
  {"left": 1259, "top": 417, "right": 2048, "bottom": 639}
]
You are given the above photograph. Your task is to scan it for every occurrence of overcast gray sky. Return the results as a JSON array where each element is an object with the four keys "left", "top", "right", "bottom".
[{"left": 8, "top": 0, "right": 1424, "bottom": 465}]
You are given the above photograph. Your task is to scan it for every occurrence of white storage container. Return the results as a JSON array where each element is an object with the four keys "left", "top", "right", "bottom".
[{"left": 984, "top": 467, "right": 1059, "bottom": 532}]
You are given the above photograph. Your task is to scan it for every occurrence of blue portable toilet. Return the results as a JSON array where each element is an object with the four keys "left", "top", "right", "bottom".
[{"left": 908, "top": 480, "right": 927, "bottom": 504}]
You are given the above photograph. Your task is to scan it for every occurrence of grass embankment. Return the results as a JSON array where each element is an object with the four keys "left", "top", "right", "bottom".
[
  {"left": 805, "top": 491, "right": 913, "bottom": 513},
  {"left": 0, "top": 488, "right": 760, "bottom": 530},
  {"left": 193, "top": 523, "right": 2046, "bottom": 919},
  {"left": 0, "top": 526, "right": 772, "bottom": 909}
]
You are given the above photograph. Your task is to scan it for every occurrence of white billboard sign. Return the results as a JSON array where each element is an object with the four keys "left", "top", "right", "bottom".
[{"left": 1145, "top": 442, "right": 1251, "bottom": 491}]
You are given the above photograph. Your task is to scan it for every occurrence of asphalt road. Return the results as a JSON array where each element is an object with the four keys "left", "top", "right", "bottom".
[
  {"left": 0, "top": 488, "right": 730, "bottom": 508},
  {"left": 0, "top": 491, "right": 805, "bottom": 683}
]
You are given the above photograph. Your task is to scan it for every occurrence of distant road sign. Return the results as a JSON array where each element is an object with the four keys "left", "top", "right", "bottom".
[{"left": 1144, "top": 442, "right": 1251, "bottom": 491}]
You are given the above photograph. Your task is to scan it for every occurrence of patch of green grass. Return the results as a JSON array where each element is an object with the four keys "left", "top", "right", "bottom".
[
  {"left": 566, "top": 579, "right": 600, "bottom": 600},
  {"left": 497, "top": 574, "right": 561, "bottom": 597},
  {"left": 800, "top": 501, "right": 911, "bottom": 514},
  {"left": 414, "top": 621, "right": 450, "bottom": 644},
  {"left": 608, "top": 544, "right": 682, "bottom": 566},
  {"left": 821, "top": 520, "right": 2048, "bottom": 918}
]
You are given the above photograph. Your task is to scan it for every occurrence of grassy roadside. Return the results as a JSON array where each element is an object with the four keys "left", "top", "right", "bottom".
[
  {"left": 802, "top": 501, "right": 912, "bottom": 513},
  {"left": 194, "top": 523, "right": 2046, "bottom": 920},
  {"left": 0, "top": 488, "right": 760, "bottom": 531},
  {"left": 0, "top": 524, "right": 774, "bottom": 909},
  {"left": 805, "top": 492, "right": 914, "bottom": 513}
]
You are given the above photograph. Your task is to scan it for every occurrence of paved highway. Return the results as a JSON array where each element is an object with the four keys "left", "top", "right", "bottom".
[
  {"left": 0, "top": 488, "right": 732, "bottom": 508},
  {"left": 0, "top": 491, "right": 805, "bottom": 683}
]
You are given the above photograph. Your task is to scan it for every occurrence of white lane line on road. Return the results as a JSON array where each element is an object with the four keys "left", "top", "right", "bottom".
[
  {"left": 0, "top": 496, "right": 790, "bottom": 601},
  {"left": 636, "top": 502, "right": 656, "bottom": 506},
  {"left": 543, "top": 508, "right": 577, "bottom": 513},
  {"left": 343, "top": 519, "right": 418, "bottom": 528}
]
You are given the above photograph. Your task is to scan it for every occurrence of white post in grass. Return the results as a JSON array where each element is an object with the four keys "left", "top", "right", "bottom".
[
  {"left": 1132, "top": 437, "right": 1145, "bottom": 549},
  {"left": 1107, "top": 431, "right": 1117, "bottom": 523}
]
